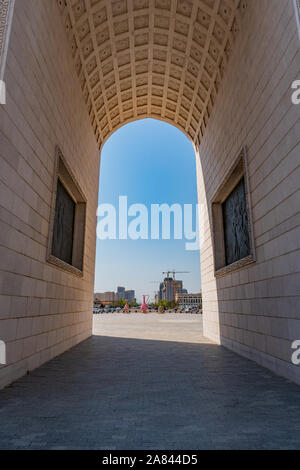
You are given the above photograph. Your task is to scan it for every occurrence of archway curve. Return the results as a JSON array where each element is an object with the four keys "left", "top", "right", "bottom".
[
  {"left": 100, "top": 114, "right": 197, "bottom": 151},
  {"left": 57, "top": 0, "right": 248, "bottom": 149}
]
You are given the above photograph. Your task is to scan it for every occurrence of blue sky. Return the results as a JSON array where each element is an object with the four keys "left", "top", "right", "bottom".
[{"left": 94, "top": 118, "right": 201, "bottom": 302}]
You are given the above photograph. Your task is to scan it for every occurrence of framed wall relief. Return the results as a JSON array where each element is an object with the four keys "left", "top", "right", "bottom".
[
  {"left": 47, "top": 147, "right": 87, "bottom": 276},
  {"left": 211, "top": 147, "right": 256, "bottom": 277}
]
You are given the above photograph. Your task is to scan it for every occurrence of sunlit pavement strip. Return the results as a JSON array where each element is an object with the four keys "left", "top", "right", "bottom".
[
  {"left": 0, "top": 313, "right": 300, "bottom": 450},
  {"left": 93, "top": 313, "right": 209, "bottom": 344}
]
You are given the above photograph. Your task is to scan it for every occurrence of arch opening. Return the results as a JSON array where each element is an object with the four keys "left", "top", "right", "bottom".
[{"left": 94, "top": 118, "right": 201, "bottom": 305}]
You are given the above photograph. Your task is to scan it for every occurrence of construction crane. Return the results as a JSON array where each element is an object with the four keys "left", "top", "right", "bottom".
[{"left": 162, "top": 270, "right": 190, "bottom": 280}]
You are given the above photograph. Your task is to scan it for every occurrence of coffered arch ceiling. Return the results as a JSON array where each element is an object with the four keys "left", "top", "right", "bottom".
[{"left": 57, "top": 0, "right": 248, "bottom": 148}]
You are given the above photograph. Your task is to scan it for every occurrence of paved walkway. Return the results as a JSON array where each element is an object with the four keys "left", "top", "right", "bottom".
[{"left": 0, "top": 313, "right": 300, "bottom": 449}]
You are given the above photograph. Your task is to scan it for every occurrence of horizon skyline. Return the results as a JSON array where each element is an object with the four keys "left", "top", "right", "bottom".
[
  {"left": 94, "top": 280, "right": 201, "bottom": 296},
  {"left": 94, "top": 118, "right": 201, "bottom": 303}
]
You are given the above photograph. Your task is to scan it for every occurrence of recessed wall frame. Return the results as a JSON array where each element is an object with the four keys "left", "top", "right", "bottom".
[
  {"left": 47, "top": 146, "right": 87, "bottom": 277},
  {"left": 211, "top": 147, "right": 256, "bottom": 278}
]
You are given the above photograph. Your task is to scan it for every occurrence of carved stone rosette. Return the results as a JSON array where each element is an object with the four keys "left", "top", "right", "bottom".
[{"left": 0, "top": 0, "right": 15, "bottom": 80}]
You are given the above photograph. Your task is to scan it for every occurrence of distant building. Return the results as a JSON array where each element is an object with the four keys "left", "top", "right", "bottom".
[
  {"left": 162, "top": 277, "right": 183, "bottom": 302},
  {"left": 124, "top": 290, "right": 136, "bottom": 303},
  {"left": 95, "top": 287, "right": 136, "bottom": 305},
  {"left": 176, "top": 292, "right": 202, "bottom": 308},
  {"left": 116, "top": 287, "right": 125, "bottom": 300},
  {"left": 94, "top": 292, "right": 115, "bottom": 304},
  {"left": 157, "top": 283, "right": 164, "bottom": 302},
  {"left": 155, "top": 279, "right": 186, "bottom": 303}
]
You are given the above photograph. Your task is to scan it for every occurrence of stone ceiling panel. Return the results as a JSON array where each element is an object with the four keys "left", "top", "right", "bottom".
[{"left": 57, "top": 0, "right": 248, "bottom": 147}]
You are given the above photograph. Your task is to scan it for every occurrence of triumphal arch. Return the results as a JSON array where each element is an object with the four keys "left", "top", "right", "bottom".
[{"left": 0, "top": 0, "right": 299, "bottom": 388}]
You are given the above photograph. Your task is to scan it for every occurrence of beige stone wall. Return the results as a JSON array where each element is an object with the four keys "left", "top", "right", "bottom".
[
  {"left": 0, "top": 0, "right": 99, "bottom": 389},
  {"left": 0, "top": 0, "right": 299, "bottom": 390},
  {"left": 198, "top": 0, "right": 300, "bottom": 384}
]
